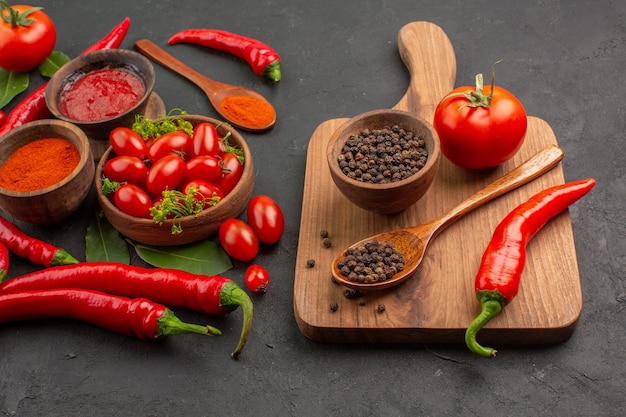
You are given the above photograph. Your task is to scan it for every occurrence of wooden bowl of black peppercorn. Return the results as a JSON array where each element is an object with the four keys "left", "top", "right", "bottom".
[{"left": 327, "top": 109, "right": 441, "bottom": 214}]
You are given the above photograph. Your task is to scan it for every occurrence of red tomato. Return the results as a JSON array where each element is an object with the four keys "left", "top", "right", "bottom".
[
  {"left": 216, "top": 152, "right": 244, "bottom": 195},
  {"left": 245, "top": 264, "right": 270, "bottom": 293},
  {"left": 218, "top": 218, "right": 259, "bottom": 262},
  {"left": 246, "top": 195, "right": 284, "bottom": 244},
  {"left": 103, "top": 155, "right": 147, "bottom": 184},
  {"left": 0, "top": 110, "right": 6, "bottom": 127},
  {"left": 145, "top": 154, "right": 185, "bottom": 195},
  {"left": 147, "top": 130, "right": 192, "bottom": 162},
  {"left": 433, "top": 83, "right": 527, "bottom": 170},
  {"left": 113, "top": 184, "right": 152, "bottom": 218},
  {"left": 184, "top": 155, "right": 223, "bottom": 184},
  {"left": 182, "top": 180, "right": 224, "bottom": 208},
  {"left": 191, "top": 122, "right": 223, "bottom": 158},
  {"left": 109, "top": 127, "right": 148, "bottom": 159},
  {"left": 0, "top": 4, "right": 56, "bottom": 72}
]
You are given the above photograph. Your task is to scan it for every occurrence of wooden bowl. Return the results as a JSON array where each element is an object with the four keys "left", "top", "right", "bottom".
[
  {"left": 327, "top": 109, "right": 441, "bottom": 214},
  {"left": 95, "top": 115, "right": 255, "bottom": 246},
  {"left": 0, "top": 120, "right": 95, "bottom": 224},
  {"left": 45, "top": 49, "right": 155, "bottom": 160}
]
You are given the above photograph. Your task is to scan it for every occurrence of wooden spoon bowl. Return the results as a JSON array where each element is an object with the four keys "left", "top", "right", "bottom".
[{"left": 331, "top": 144, "right": 565, "bottom": 291}]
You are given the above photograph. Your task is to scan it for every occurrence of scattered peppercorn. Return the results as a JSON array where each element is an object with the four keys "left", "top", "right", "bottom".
[
  {"left": 322, "top": 238, "right": 332, "bottom": 248},
  {"left": 320, "top": 229, "right": 329, "bottom": 239},
  {"left": 357, "top": 297, "right": 366, "bottom": 306},
  {"left": 337, "top": 125, "right": 428, "bottom": 184},
  {"left": 330, "top": 302, "right": 339, "bottom": 312},
  {"left": 330, "top": 275, "right": 338, "bottom": 284},
  {"left": 343, "top": 288, "right": 360, "bottom": 299},
  {"left": 377, "top": 304, "right": 386, "bottom": 313},
  {"left": 336, "top": 240, "right": 406, "bottom": 283},
  {"left": 306, "top": 259, "right": 316, "bottom": 268}
]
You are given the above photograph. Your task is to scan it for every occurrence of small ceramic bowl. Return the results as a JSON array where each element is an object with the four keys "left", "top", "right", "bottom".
[
  {"left": 95, "top": 115, "right": 255, "bottom": 246},
  {"left": 45, "top": 49, "right": 155, "bottom": 160},
  {"left": 327, "top": 109, "right": 441, "bottom": 214},
  {"left": 0, "top": 120, "right": 95, "bottom": 225}
]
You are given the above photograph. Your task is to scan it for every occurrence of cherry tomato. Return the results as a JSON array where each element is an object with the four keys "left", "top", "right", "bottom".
[
  {"left": 216, "top": 152, "right": 244, "bottom": 195},
  {"left": 0, "top": 110, "right": 6, "bottom": 127},
  {"left": 433, "top": 80, "right": 527, "bottom": 170},
  {"left": 113, "top": 184, "right": 152, "bottom": 218},
  {"left": 182, "top": 180, "right": 224, "bottom": 208},
  {"left": 184, "top": 155, "right": 223, "bottom": 184},
  {"left": 147, "top": 130, "right": 192, "bottom": 162},
  {"left": 246, "top": 195, "right": 284, "bottom": 244},
  {"left": 245, "top": 264, "right": 270, "bottom": 293},
  {"left": 103, "top": 155, "right": 147, "bottom": 184},
  {"left": 145, "top": 154, "right": 185, "bottom": 195},
  {"left": 109, "top": 127, "right": 148, "bottom": 159},
  {"left": 191, "top": 122, "right": 223, "bottom": 158},
  {"left": 218, "top": 218, "right": 259, "bottom": 262},
  {"left": 0, "top": 4, "right": 56, "bottom": 72}
]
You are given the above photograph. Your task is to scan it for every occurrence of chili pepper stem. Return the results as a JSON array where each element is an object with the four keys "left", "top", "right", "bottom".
[
  {"left": 464, "top": 297, "right": 503, "bottom": 358},
  {"left": 51, "top": 249, "right": 80, "bottom": 266},
  {"left": 264, "top": 61, "right": 282, "bottom": 82},
  {"left": 221, "top": 281, "right": 254, "bottom": 359},
  {"left": 157, "top": 309, "right": 221, "bottom": 337}
]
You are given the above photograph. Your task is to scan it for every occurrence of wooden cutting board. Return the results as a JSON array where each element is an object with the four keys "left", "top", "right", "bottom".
[{"left": 293, "top": 21, "right": 583, "bottom": 346}]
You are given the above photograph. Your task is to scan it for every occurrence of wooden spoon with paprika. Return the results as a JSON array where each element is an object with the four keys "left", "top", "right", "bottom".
[
  {"left": 331, "top": 144, "right": 565, "bottom": 291},
  {"left": 134, "top": 39, "right": 276, "bottom": 132}
]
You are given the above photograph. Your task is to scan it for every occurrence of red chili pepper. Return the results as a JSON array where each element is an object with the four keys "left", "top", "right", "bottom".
[
  {"left": 0, "top": 242, "right": 8, "bottom": 281},
  {"left": 0, "top": 262, "right": 253, "bottom": 358},
  {"left": 0, "top": 215, "right": 78, "bottom": 267},
  {"left": 0, "top": 289, "right": 221, "bottom": 339},
  {"left": 465, "top": 178, "right": 596, "bottom": 358},
  {"left": 0, "top": 17, "right": 130, "bottom": 137},
  {"left": 168, "top": 29, "right": 282, "bottom": 82}
]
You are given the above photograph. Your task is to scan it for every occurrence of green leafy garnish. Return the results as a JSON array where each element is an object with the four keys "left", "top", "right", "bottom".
[
  {"left": 38, "top": 51, "right": 70, "bottom": 78},
  {"left": 151, "top": 187, "right": 221, "bottom": 234},
  {"left": 100, "top": 176, "right": 121, "bottom": 196},
  {"left": 132, "top": 108, "right": 194, "bottom": 140},
  {"left": 85, "top": 210, "right": 131, "bottom": 264},
  {"left": 0, "top": 69, "right": 28, "bottom": 109}
]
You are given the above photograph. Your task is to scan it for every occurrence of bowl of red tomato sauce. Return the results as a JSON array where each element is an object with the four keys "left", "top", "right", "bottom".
[
  {"left": 45, "top": 49, "right": 155, "bottom": 160},
  {"left": 94, "top": 115, "right": 255, "bottom": 246}
]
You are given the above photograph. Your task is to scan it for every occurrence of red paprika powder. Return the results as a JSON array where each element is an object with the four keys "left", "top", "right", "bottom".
[
  {"left": 220, "top": 95, "right": 275, "bottom": 128},
  {"left": 0, "top": 138, "right": 81, "bottom": 192}
]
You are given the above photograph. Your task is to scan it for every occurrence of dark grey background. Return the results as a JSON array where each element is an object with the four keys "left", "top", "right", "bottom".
[{"left": 1, "top": 1, "right": 624, "bottom": 416}]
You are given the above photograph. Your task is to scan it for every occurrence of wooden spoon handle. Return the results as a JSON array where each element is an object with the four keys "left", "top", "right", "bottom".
[
  {"left": 134, "top": 39, "right": 221, "bottom": 99},
  {"left": 426, "top": 144, "right": 565, "bottom": 235}
]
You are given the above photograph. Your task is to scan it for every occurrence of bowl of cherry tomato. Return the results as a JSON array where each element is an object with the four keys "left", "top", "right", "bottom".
[
  {"left": 327, "top": 109, "right": 441, "bottom": 214},
  {"left": 94, "top": 114, "right": 254, "bottom": 246}
]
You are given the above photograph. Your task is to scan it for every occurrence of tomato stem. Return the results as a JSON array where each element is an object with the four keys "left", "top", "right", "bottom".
[{"left": 0, "top": 1, "right": 43, "bottom": 27}]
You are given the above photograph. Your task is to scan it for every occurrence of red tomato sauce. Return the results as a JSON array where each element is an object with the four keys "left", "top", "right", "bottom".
[{"left": 59, "top": 68, "right": 145, "bottom": 122}]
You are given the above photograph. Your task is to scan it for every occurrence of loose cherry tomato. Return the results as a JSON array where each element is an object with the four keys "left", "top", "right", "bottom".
[
  {"left": 218, "top": 218, "right": 259, "bottom": 262},
  {"left": 113, "top": 184, "right": 152, "bottom": 218},
  {"left": 145, "top": 154, "right": 185, "bottom": 195},
  {"left": 0, "top": 110, "right": 6, "bottom": 127},
  {"left": 103, "top": 155, "right": 147, "bottom": 184},
  {"left": 216, "top": 152, "right": 244, "bottom": 195},
  {"left": 191, "top": 122, "right": 223, "bottom": 158},
  {"left": 147, "top": 130, "right": 192, "bottom": 162},
  {"left": 245, "top": 264, "right": 270, "bottom": 293},
  {"left": 184, "top": 155, "right": 223, "bottom": 184},
  {"left": 0, "top": 4, "right": 56, "bottom": 72},
  {"left": 182, "top": 180, "right": 224, "bottom": 209},
  {"left": 109, "top": 127, "right": 148, "bottom": 159},
  {"left": 246, "top": 195, "right": 284, "bottom": 244},
  {"left": 433, "top": 73, "right": 527, "bottom": 170}
]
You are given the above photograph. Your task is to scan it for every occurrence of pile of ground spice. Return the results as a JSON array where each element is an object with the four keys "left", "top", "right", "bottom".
[
  {"left": 0, "top": 138, "right": 81, "bottom": 192},
  {"left": 220, "top": 95, "right": 275, "bottom": 128}
]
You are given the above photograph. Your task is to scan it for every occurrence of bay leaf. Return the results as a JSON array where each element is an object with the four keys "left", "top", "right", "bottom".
[
  {"left": 129, "top": 240, "right": 233, "bottom": 276},
  {"left": 38, "top": 51, "right": 70, "bottom": 78},
  {"left": 0, "top": 69, "right": 28, "bottom": 109},
  {"left": 85, "top": 210, "right": 131, "bottom": 264}
]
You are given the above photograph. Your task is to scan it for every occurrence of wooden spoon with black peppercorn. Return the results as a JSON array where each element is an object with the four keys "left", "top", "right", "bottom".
[{"left": 331, "top": 144, "right": 565, "bottom": 291}]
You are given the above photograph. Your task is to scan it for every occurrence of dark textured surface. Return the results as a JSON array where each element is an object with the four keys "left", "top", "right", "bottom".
[{"left": 1, "top": 1, "right": 624, "bottom": 416}]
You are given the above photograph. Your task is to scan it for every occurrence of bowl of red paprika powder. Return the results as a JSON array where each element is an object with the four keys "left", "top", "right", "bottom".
[
  {"left": 45, "top": 49, "right": 155, "bottom": 161},
  {"left": 0, "top": 119, "right": 95, "bottom": 225}
]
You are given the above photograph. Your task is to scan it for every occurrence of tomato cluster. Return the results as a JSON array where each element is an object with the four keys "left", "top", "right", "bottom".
[{"left": 102, "top": 123, "right": 244, "bottom": 219}]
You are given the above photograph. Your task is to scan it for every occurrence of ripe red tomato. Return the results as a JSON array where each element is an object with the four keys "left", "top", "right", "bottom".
[
  {"left": 184, "top": 155, "right": 223, "bottom": 184},
  {"left": 0, "top": 110, "right": 6, "bottom": 127},
  {"left": 103, "top": 155, "right": 147, "bottom": 184},
  {"left": 145, "top": 154, "right": 185, "bottom": 195},
  {"left": 216, "top": 152, "right": 244, "bottom": 195},
  {"left": 181, "top": 180, "right": 224, "bottom": 208},
  {"left": 114, "top": 184, "right": 152, "bottom": 218},
  {"left": 433, "top": 82, "right": 527, "bottom": 170},
  {"left": 218, "top": 218, "right": 259, "bottom": 262},
  {"left": 109, "top": 127, "right": 148, "bottom": 159},
  {"left": 0, "top": 4, "right": 56, "bottom": 72},
  {"left": 147, "top": 130, "right": 192, "bottom": 162},
  {"left": 246, "top": 195, "right": 284, "bottom": 244},
  {"left": 245, "top": 264, "right": 270, "bottom": 293},
  {"left": 191, "top": 122, "right": 223, "bottom": 158}
]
